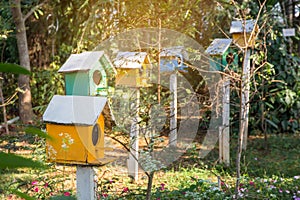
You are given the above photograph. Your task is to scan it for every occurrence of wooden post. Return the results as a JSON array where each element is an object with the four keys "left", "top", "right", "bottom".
[
  {"left": 241, "top": 49, "right": 251, "bottom": 150},
  {"left": 169, "top": 72, "right": 177, "bottom": 147},
  {"left": 219, "top": 77, "right": 230, "bottom": 165},
  {"left": 128, "top": 88, "right": 140, "bottom": 181},
  {"left": 205, "top": 38, "right": 233, "bottom": 165},
  {"left": 76, "top": 166, "right": 96, "bottom": 200}
]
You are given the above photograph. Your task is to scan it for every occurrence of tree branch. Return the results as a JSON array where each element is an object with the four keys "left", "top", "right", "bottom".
[{"left": 23, "top": 0, "right": 47, "bottom": 21}]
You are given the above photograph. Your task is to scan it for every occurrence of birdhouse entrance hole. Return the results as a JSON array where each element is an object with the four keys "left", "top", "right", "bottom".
[
  {"left": 92, "top": 124, "right": 100, "bottom": 146},
  {"left": 93, "top": 70, "right": 102, "bottom": 86}
]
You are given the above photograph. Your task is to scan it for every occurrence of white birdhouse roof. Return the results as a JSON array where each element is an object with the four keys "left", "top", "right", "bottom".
[
  {"left": 43, "top": 95, "right": 107, "bottom": 126},
  {"left": 230, "top": 20, "right": 256, "bottom": 34},
  {"left": 160, "top": 46, "right": 189, "bottom": 61},
  {"left": 114, "top": 52, "right": 148, "bottom": 69},
  {"left": 205, "top": 39, "right": 232, "bottom": 56},
  {"left": 58, "top": 51, "right": 109, "bottom": 73}
]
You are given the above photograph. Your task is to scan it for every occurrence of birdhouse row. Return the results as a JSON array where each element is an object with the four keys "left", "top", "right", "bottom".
[
  {"left": 59, "top": 48, "right": 192, "bottom": 94},
  {"left": 205, "top": 19, "right": 257, "bottom": 72},
  {"left": 44, "top": 48, "right": 190, "bottom": 165}
]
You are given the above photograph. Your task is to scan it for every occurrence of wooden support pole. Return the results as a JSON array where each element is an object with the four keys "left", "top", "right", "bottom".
[
  {"left": 128, "top": 88, "right": 140, "bottom": 181},
  {"left": 157, "top": 19, "right": 161, "bottom": 104},
  {"left": 219, "top": 77, "right": 230, "bottom": 165},
  {"left": 241, "top": 49, "right": 251, "bottom": 150},
  {"left": 76, "top": 165, "right": 96, "bottom": 200},
  {"left": 169, "top": 72, "right": 177, "bottom": 147}
]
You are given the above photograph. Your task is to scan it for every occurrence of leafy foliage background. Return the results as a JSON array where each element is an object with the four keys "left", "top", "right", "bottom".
[{"left": 0, "top": 0, "right": 299, "bottom": 133}]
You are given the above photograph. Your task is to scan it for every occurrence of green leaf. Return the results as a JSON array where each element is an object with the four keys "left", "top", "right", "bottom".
[
  {"left": 265, "top": 102, "right": 274, "bottom": 109},
  {"left": 0, "top": 63, "right": 30, "bottom": 75},
  {"left": 25, "top": 126, "right": 53, "bottom": 140},
  {"left": 185, "top": 88, "right": 192, "bottom": 94},
  {"left": 34, "top": 11, "right": 39, "bottom": 19},
  {"left": 0, "top": 152, "right": 45, "bottom": 169},
  {"left": 265, "top": 119, "right": 278, "bottom": 129},
  {"left": 10, "top": 189, "right": 36, "bottom": 200}
]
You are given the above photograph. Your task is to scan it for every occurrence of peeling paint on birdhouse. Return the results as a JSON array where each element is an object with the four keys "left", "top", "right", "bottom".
[
  {"left": 160, "top": 46, "right": 189, "bottom": 74},
  {"left": 205, "top": 38, "right": 238, "bottom": 71},
  {"left": 43, "top": 95, "right": 114, "bottom": 165},
  {"left": 59, "top": 51, "right": 116, "bottom": 96},
  {"left": 230, "top": 20, "right": 257, "bottom": 48},
  {"left": 114, "top": 52, "right": 152, "bottom": 87}
]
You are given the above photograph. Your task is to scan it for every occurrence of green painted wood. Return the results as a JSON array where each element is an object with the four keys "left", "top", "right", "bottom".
[
  {"left": 89, "top": 61, "right": 108, "bottom": 96},
  {"left": 221, "top": 48, "right": 239, "bottom": 69},
  {"left": 62, "top": 54, "right": 115, "bottom": 97},
  {"left": 209, "top": 49, "right": 239, "bottom": 72},
  {"left": 65, "top": 72, "right": 89, "bottom": 95},
  {"left": 100, "top": 56, "right": 116, "bottom": 87}
]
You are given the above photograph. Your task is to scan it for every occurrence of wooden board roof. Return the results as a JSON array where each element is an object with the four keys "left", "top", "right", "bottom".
[
  {"left": 205, "top": 39, "right": 232, "bottom": 56},
  {"left": 58, "top": 51, "right": 108, "bottom": 73},
  {"left": 114, "top": 52, "right": 148, "bottom": 69},
  {"left": 160, "top": 46, "right": 189, "bottom": 61},
  {"left": 230, "top": 20, "right": 256, "bottom": 34},
  {"left": 43, "top": 95, "right": 107, "bottom": 126}
]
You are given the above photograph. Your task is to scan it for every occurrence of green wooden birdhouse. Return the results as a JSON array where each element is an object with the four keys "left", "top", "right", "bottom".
[
  {"left": 205, "top": 38, "right": 238, "bottom": 72},
  {"left": 58, "top": 51, "right": 116, "bottom": 96}
]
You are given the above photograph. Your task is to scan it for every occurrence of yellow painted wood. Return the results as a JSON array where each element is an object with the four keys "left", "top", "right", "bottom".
[
  {"left": 46, "top": 114, "right": 106, "bottom": 165},
  {"left": 115, "top": 69, "right": 139, "bottom": 87},
  {"left": 86, "top": 114, "right": 105, "bottom": 164},
  {"left": 115, "top": 62, "right": 151, "bottom": 87},
  {"left": 232, "top": 29, "right": 257, "bottom": 48}
]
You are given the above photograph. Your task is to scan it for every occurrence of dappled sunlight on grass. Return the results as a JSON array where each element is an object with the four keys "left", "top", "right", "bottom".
[{"left": 0, "top": 133, "right": 300, "bottom": 199}]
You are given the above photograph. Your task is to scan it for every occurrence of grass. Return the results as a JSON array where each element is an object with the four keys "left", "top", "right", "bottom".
[
  {"left": 244, "top": 135, "right": 300, "bottom": 177},
  {"left": 0, "top": 132, "right": 300, "bottom": 199}
]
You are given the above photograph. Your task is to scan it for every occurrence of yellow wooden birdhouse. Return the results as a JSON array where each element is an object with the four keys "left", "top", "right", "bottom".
[
  {"left": 230, "top": 20, "right": 258, "bottom": 48},
  {"left": 43, "top": 95, "right": 114, "bottom": 165},
  {"left": 114, "top": 52, "right": 152, "bottom": 88}
]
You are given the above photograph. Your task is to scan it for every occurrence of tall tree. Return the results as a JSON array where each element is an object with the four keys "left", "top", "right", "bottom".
[{"left": 10, "top": 0, "right": 33, "bottom": 123}]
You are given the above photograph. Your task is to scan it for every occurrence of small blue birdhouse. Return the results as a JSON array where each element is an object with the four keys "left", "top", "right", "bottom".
[{"left": 159, "top": 46, "right": 189, "bottom": 74}]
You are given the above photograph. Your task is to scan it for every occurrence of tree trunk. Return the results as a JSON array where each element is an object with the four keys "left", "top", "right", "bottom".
[
  {"left": 0, "top": 77, "right": 9, "bottom": 134},
  {"left": 146, "top": 171, "right": 154, "bottom": 200},
  {"left": 287, "top": 0, "right": 294, "bottom": 53},
  {"left": 10, "top": 0, "right": 33, "bottom": 124},
  {"left": 235, "top": 49, "right": 251, "bottom": 198}
]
